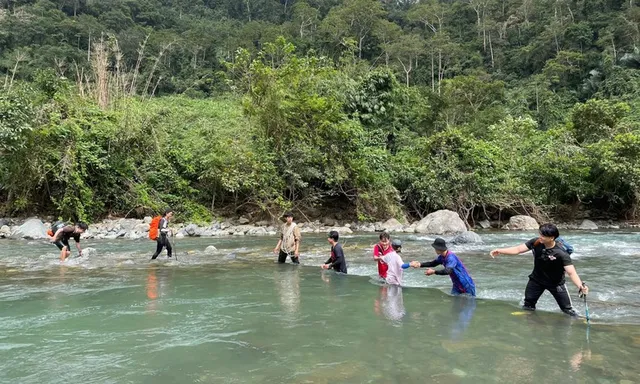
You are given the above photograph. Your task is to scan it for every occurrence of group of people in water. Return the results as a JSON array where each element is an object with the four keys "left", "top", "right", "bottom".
[
  {"left": 48, "top": 210, "right": 590, "bottom": 317},
  {"left": 273, "top": 212, "right": 590, "bottom": 317}
]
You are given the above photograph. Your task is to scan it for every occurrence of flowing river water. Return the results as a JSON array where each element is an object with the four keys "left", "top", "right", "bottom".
[{"left": 1, "top": 230, "right": 639, "bottom": 383}]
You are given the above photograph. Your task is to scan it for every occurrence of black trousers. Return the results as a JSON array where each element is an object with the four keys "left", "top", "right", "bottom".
[
  {"left": 151, "top": 236, "right": 172, "bottom": 259},
  {"left": 278, "top": 249, "right": 299, "bottom": 264},
  {"left": 523, "top": 278, "right": 577, "bottom": 316}
]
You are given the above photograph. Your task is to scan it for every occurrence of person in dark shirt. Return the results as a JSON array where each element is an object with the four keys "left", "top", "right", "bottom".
[
  {"left": 410, "top": 238, "right": 476, "bottom": 296},
  {"left": 490, "top": 223, "right": 589, "bottom": 316},
  {"left": 50, "top": 222, "right": 88, "bottom": 262},
  {"left": 322, "top": 231, "right": 347, "bottom": 274},
  {"left": 151, "top": 210, "right": 174, "bottom": 260}
]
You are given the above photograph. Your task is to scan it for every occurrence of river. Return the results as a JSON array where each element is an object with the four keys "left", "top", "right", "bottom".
[{"left": 1, "top": 230, "right": 639, "bottom": 383}]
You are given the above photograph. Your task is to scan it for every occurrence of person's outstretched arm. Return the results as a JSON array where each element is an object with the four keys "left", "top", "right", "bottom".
[{"left": 490, "top": 243, "right": 529, "bottom": 258}]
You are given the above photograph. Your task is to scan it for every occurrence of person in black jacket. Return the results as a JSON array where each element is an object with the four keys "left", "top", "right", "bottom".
[{"left": 322, "top": 231, "right": 347, "bottom": 274}]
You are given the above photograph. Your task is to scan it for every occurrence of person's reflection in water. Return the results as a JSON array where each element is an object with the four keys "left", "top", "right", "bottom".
[
  {"left": 275, "top": 265, "right": 301, "bottom": 322},
  {"left": 375, "top": 285, "right": 406, "bottom": 323},
  {"left": 449, "top": 296, "right": 476, "bottom": 340},
  {"left": 145, "top": 266, "right": 160, "bottom": 314}
]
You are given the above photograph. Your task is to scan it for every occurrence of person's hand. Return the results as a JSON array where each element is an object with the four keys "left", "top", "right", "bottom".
[
  {"left": 78, "top": 251, "right": 82, "bottom": 257},
  {"left": 490, "top": 249, "right": 500, "bottom": 258},
  {"left": 295, "top": 251, "right": 300, "bottom": 258},
  {"left": 322, "top": 264, "right": 330, "bottom": 270},
  {"left": 273, "top": 247, "right": 279, "bottom": 254},
  {"left": 410, "top": 261, "right": 421, "bottom": 268},
  {"left": 425, "top": 268, "right": 436, "bottom": 276},
  {"left": 579, "top": 283, "right": 589, "bottom": 297}
]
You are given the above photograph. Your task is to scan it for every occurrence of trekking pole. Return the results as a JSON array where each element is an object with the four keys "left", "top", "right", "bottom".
[
  {"left": 171, "top": 232, "right": 178, "bottom": 262},
  {"left": 581, "top": 283, "right": 590, "bottom": 324}
]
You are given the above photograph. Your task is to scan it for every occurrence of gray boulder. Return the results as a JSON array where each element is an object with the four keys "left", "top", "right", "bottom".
[
  {"left": 329, "top": 226, "right": 353, "bottom": 234},
  {"left": 504, "top": 215, "right": 538, "bottom": 231},
  {"left": 451, "top": 231, "right": 483, "bottom": 245},
  {"left": 247, "top": 227, "right": 268, "bottom": 236},
  {"left": 415, "top": 210, "right": 467, "bottom": 234},
  {"left": 205, "top": 245, "right": 217, "bottom": 253},
  {"left": 184, "top": 224, "right": 200, "bottom": 237},
  {"left": 578, "top": 219, "right": 598, "bottom": 230},
  {"left": 238, "top": 216, "right": 250, "bottom": 225},
  {"left": 322, "top": 217, "right": 336, "bottom": 226},
  {"left": 382, "top": 218, "right": 404, "bottom": 233},
  {"left": 11, "top": 219, "right": 48, "bottom": 239},
  {"left": 0, "top": 225, "right": 11, "bottom": 238},
  {"left": 478, "top": 220, "right": 491, "bottom": 229},
  {"left": 143, "top": 216, "right": 153, "bottom": 224}
]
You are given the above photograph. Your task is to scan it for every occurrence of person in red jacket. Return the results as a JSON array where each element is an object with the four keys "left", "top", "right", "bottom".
[{"left": 373, "top": 232, "right": 393, "bottom": 279}]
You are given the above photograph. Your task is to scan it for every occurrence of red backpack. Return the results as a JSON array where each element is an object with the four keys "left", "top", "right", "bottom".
[{"left": 149, "top": 216, "right": 162, "bottom": 240}]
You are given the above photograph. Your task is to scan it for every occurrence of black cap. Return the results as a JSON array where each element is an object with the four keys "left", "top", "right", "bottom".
[
  {"left": 391, "top": 239, "right": 402, "bottom": 249},
  {"left": 282, "top": 212, "right": 293, "bottom": 218},
  {"left": 431, "top": 238, "right": 447, "bottom": 251}
]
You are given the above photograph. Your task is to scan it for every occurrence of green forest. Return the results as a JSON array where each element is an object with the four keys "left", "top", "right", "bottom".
[{"left": 1, "top": 0, "right": 640, "bottom": 224}]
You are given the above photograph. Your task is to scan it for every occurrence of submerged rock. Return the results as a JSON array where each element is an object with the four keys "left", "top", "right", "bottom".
[
  {"left": 204, "top": 245, "right": 217, "bottom": 253},
  {"left": 451, "top": 231, "right": 483, "bottom": 244},
  {"left": 478, "top": 220, "right": 491, "bottom": 229},
  {"left": 415, "top": 210, "right": 467, "bottom": 234},
  {"left": 82, "top": 247, "right": 98, "bottom": 257}
]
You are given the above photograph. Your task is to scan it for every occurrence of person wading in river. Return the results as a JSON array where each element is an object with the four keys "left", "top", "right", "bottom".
[
  {"left": 322, "top": 230, "right": 347, "bottom": 274},
  {"left": 373, "top": 232, "right": 393, "bottom": 280},
  {"left": 273, "top": 212, "right": 301, "bottom": 264},
  {"left": 49, "top": 222, "right": 88, "bottom": 262},
  {"left": 410, "top": 238, "right": 476, "bottom": 296},
  {"left": 151, "top": 210, "right": 173, "bottom": 260},
  {"left": 490, "top": 223, "right": 589, "bottom": 316}
]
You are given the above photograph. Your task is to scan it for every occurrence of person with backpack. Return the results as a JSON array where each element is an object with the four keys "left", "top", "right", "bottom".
[
  {"left": 151, "top": 210, "right": 173, "bottom": 260},
  {"left": 48, "top": 221, "right": 89, "bottom": 262},
  {"left": 273, "top": 212, "right": 301, "bottom": 264},
  {"left": 490, "top": 223, "right": 589, "bottom": 316}
]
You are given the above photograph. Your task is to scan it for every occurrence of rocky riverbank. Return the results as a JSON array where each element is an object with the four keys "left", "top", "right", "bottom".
[{"left": 1, "top": 210, "right": 637, "bottom": 242}]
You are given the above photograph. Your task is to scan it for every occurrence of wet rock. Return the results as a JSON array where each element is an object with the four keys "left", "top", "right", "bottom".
[
  {"left": 478, "top": 220, "right": 491, "bottom": 229},
  {"left": 329, "top": 226, "right": 353, "bottom": 234},
  {"left": 232, "top": 231, "right": 245, "bottom": 236},
  {"left": 503, "top": 215, "right": 538, "bottom": 230},
  {"left": 415, "top": 210, "right": 467, "bottom": 234},
  {"left": 451, "top": 231, "right": 483, "bottom": 244},
  {"left": 82, "top": 247, "right": 98, "bottom": 257},
  {"left": 11, "top": 218, "right": 48, "bottom": 239},
  {"left": 358, "top": 223, "right": 376, "bottom": 232},
  {"left": 0, "top": 218, "right": 10, "bottom": 227},
  {"left": 0, "top": 225, "right": 11, "bottom": 238},
  {"left": 238, "top": 216, "right": 250, "bottom": 225},
  {"left": 205, "top": 245, "right": 217, "bottom": 253},
  {"left": 381, "top": 218, "right": 404, "bottom": 232},
  {"left": 321, "top": 217, "right": 336, "bottom": 226},
  {"left": 175, "top": 233, "right": 185, "bottom": 239},
  {"left": 119, "top": 218, "right": 138, "bottom": 231},
  {"left": 184, "top": 224, "right": 200, "bottom": 236},
  {"left": 579, "top": 219, "right": 598, "bottom": 230},
  {"left": 134, "top": 223, "right": 149, "bottom": 234},
  {"left": 255, "top": 220, "right": 270, "bottom": 227},
  {"left": 403, "top": 223, "right": 417, "bottom": 233},
  {"left": 143, "top": 216, "right": 152, "bottom": 224},
  {"left": 247, "top": 227, "right": 268, "bottom": 236}
]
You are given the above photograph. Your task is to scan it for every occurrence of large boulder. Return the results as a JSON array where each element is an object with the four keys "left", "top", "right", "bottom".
[
  {"left": 504, "top": 215, "right": 539, "bottom": 231},
  {"left": 184, "top": 224, "right": 201, "bottom": 237},
  {"left": 0, "top": 225, "right": 11, "bottom": 238},
  {"left": 329, "top": 226, "right": 353, "bottom": 234},
  {"left": 382, "top": 218, "right": 404, "bottom": 233},
  {"left": 205, "top": 245, "right": 217, "bottom": 253},
  {"left": 11, "top": 219, "right": 48, "bottom": 239},
  {"left": 238, "top": 216, "right": 250, "bottom": 225},
  {"left": 451, "top": 231, "right": 483, "bottom": 245},
  {"left": 247, "top": 227, "right": 268, "bottom": 236},
  {"left": 414, "top": 210, "right": 467, "bottom": 234},
  {"left": 321, "top": 217, "right": 336, "bottom": 227},
  {"left": 578, "top": 219, "right": 598, "bottom": 230}
]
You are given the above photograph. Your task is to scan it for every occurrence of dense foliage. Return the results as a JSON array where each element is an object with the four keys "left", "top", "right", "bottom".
[{"left": 1, "top": 0, "right": 640, "bottom": 222}]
